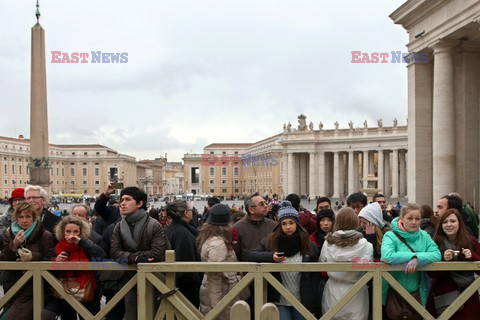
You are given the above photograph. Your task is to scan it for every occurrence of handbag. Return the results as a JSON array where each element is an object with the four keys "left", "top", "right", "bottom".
[
  {"left": 385, "top": 232, "right": 423, "bottom": 320},
  {"left": 229, "top": 273, "right": 251, "bottom": 300},
  {"left": 53, "top": 277, "right": 95, "bottom": 303},
  {"left": 434, "top": 290, "right": 461, "bottom": 315}
]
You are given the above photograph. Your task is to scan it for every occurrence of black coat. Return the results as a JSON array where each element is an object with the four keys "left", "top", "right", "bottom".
[
  {"left": 41, "top": 208, "right": 61, "bottom": 234},
  {"left": 246, "top": 241, "right": 323, "bottom": 311},
  {"left": 94, "top": 193, "right": 121, "bottom": 230}
]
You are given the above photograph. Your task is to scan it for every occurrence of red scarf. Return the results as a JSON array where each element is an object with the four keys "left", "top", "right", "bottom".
[{"left": 56, "top": 239, "right": 96, "bottom": 290}]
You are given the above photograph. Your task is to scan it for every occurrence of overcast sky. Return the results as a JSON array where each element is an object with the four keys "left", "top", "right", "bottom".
[{"left": 1, "top": 0, "right": 408, "bottom": 162}]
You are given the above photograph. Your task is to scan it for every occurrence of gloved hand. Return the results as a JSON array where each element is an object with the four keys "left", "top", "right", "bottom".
[{"left": 17, "top": 247, "right": 33, "bottom": 262}]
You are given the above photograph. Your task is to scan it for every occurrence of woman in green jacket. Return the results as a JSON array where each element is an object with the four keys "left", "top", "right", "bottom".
[{"left": 381, "top": 203, "right": 441, "bottom": 309}]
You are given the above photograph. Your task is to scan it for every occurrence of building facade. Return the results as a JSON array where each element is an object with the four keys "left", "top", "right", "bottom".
[{"left": 391, "top": 0, "right": 480, "bottom": 206}]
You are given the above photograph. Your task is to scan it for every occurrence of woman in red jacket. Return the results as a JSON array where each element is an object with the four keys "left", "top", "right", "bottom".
[{"left": 431, "top": 208, "right": 480, "bottom": 319}]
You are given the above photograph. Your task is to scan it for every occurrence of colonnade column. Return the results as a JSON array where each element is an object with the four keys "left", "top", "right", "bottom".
[
  {"left": 384, "top": 152, "right": 391, "bottom": 196},
  {"left": 317, "top": 152, "right": 325, "bottom": 196},
  {"left": 287, "top": 153, "right": 294, "bottom": 195},
  {"left": 309, "top": 152, "right": 316, "bottom": 199},
  {"left": 391, "top": 149, "right": 399, "bottom": 198},
  {"left": 362, "top": 151, "right": 369, "bottom": 190},
  {"left": 348, "top": 151, "right": 354, "bottom": 195},
  {"left": 332, "top": 152, "right": 340, "bottom": 198},
  {"left": 430, "top": 40, "right": 456, "bottom": 201},
  {"left": 378, "top": 150, "right": 384, "bottom": 194},
  {"left": 399, "top": 151, "right": 406, "bottom": 197}
]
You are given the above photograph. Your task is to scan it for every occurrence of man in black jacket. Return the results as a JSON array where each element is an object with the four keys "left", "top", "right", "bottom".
[{"left": 94, "top": 185, "right": 121, "bottom": 233}]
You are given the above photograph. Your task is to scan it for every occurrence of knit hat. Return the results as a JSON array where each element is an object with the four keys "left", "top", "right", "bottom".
[
  {"left": 273, "top": 200, "right": 305, "bottom": 232},
  {"left": 316, "top": 208, "right": 335, "bottom": 224},
  {"left": 207, "top": 204, "right": 231, "bottom": 226},
  {"left": 207, "top": 197, "right": 221, "bottom": 206},
  {"left": 8, "top": 188, "right": 25, "bottom": 205},
  {"left": 358, "top": 202, "right": 385, "bottom": 229}
]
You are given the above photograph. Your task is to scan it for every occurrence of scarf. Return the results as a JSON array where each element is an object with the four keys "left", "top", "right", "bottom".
[
  {"left": 120, "top": 209, "right": 148, "bottom": 252},
  {"left": 443, "top": 239, "right": 474, "bottom": 288},
  {"left": 11, "top": 220, "right": 38, "bottom": 240},
  {"left": 278, "top": 231, "right": 302, "bottom": 257},
  {"left": 56, "top": 239, "right": 96, "bottom": 290},
  {"left": 325, "top": 230, "right": 363, "bottom": 247}
]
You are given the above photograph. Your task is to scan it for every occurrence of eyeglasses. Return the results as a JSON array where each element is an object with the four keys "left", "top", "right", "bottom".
[
  {"left": 251, "top": 201, "right": 267, "bottom": 208},
  {"left": 25, "top": 196, "right": 43, "bottom": 201},
  {"left": 11, "top": 199, "right": 24, "bottom": 204}
]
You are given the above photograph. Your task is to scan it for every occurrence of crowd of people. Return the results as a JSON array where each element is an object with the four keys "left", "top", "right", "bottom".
[{"left": 0, "top": 185, "right": 479, "bottom": 320}]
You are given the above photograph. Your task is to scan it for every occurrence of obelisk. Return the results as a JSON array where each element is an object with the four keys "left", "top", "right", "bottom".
[{"left": 29, "top": 0, "right": 50, "bottom": 189}]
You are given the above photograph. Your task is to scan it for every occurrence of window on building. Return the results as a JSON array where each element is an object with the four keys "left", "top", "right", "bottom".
[
  {"left": 95, "top": 181, "right": 100, "bottom": 185},
  {"left": 82, "top": 168, "right": 87, "bottom": 176},
  {"left": 96, "top": 152, "right": 100, "bottom": 155},
  {"left": 4, "top": 180, "right": 7, "bottom": 185},
  {"left": 82, "top": 162, "right": 87, "bottom": 165},
  {"left": 84, "top": 152, "right": 87, "bottom": 155},
  {"left": 222, "top": 151, "right": 226, "bottom": 155},
  {"left": 222, "top": 188, "right": 227, "bottom": 193},
  {"left": 94, "top": 162, "right": 99, "bottom": 165},
  {"left": 83, "top": 181, "right": 87, "bottom": 185},
  {"left": 234, "top": 189, "right": 239, "bottom": 193},
  {"left": 62, "top": 168, "right": 64, "bottom": 177},
  {"left": 234, "top": 167, "right": 239, "bottom": 176},
  {"left": 94, "top": 168, "right": 99, "bottom": 176},
  {"left": 70, "top": 163, "right": 74, "bottom": 165},
  {"left": 210, "top": 151, "right": 214, "bottom": 155},
  {"left": 209, "top": 168, "right": 214, "bottom": 176},
  {"left": 209, "top": 180, "right": 214, "bottom": 185},
  {"left": 56, "top": 168, "right": 59, "bottom": 176},
  {"left": 222, "top": 180, "right": 227, "bottom": 184},
  {"left": 70, "top": 168, "right": 75, "bottom": 176},
  {"left": 4, "top": 164, "right": 7, "bottom": 174},
  {"left": 11, "top": 165, "right": 14, "bottom": 174},
  {"left": 95, "top": 189, "right": 100, "bottom": 194},
  {"left": 210, "top": 188, "right": 215, "bottom": 193},
  {"left": 71, "top": 181, "right": 75, "bottom": 186},
  {"left": 222, "top": 167, "right": 227, "bottom": 176},
  {"left": 72, "top": 152, "right": 75, "bottom": 155},
  {"left": 19, "top": 166, "right": 22, "bottom": 174}
]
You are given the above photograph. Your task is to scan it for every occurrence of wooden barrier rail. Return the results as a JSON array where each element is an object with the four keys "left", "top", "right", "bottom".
[{"left": 0, "top": 250, "right": 479, "bottom": 319}]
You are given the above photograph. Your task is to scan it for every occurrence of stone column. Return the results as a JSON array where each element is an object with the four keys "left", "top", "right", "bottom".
[
  {"left": 287, "top": 153, "right": 294, "bottom": 195},
  {"left": 317, "top": 152, "right": 325, "bottom": 196},
  {"left": 369, "top": 151, "right": 375, "bottom": 175},
  {"left": 353, "top": 152, "right": 359, "bottom": 192},
  {"left": 332, "top": 152, "right": 340, "bottom": 198},
  {"left": 348, "top": 151, "right": 355, "bottom": 195},
  {"left": 362, "top": 151, "right": 369, "bottom": 190},
  {"left": 431, "top": 40, "right": 456, "bottom": 202},
  {"left": 378, "top": 150, "right": 384, "bottom": 194},
  {"left": 309, "top": 152, "right": 316, "bottom": 199},
  {"left": 406, "top": 53, "right": 433, "bottom": 205},
  {"left": 391, "top": 149, "right": 399, "bottom": 198},
  {"left": 399, "top": 150, "right": 406, "bottom": 197},
  {"left": 385, "top": 152, "right": 391, "bottom": 196}
]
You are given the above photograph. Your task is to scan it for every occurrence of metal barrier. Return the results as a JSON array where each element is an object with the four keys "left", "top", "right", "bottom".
[{"left": 0, "top": 250, "right": 479, "bottom": 320}]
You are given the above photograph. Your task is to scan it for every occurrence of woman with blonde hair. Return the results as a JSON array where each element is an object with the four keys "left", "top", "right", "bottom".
[
  {"left": 198, "top": 204, "right": 241, "bottom": 320},
  {"left": 1, "top": 202, "right": 53, "bottom": 320},
  {"left": 320, "top": 207, "right": 373, "bottom": 320},
  {"left": 42, "top": 215, "right": 106, "bottom": 320}
]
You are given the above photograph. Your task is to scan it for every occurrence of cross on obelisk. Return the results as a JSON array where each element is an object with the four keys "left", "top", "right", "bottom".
[{"left": 29, "top": 0, "right": 51, "bottom": 189}]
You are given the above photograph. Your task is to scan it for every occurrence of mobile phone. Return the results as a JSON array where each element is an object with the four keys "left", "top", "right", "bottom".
[{"left": 277, "top": 252, "right": 285, "bottom": 257}]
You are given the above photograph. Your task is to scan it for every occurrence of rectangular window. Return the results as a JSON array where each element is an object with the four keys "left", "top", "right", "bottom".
[
  {"left": 222, "top": 188, "right": 227, "bottom": 193},
  {"left": 83, "top": 181, "right": 87, "bottom": 185},
  {"left": 56, "top": 168, "right": 59, "bottom": 176},
  {"left": 62, "top": 168, "right": 64, "bottom": 177},
  {"left": 95, "top": 189, "right": 100, "bottom": 194},
  {"left": 11, "top": 165, "right": 14, "bottom": 174},
  {"left": 96, "top": 152, "right": 100, "bottom": 155},
  {"left": 209, "top": 168, "right": 214, "bottom": 176},
  {"left": 19, "top": 166, "right": 22, "bottom": 174},
  {"left": 95, "top": 181, "right": 100, "bottom": 185},
  {"left": 222, "top": 180, "right": 227, "bottom": 185},
  {"left": 84, "top": 152, "right": 88, "bottom": 155},
  {"left": 72, "top": 152, "right": 75, "bottom": 155},
  {"left": 82, "top": 168, "right": 87, "bottom": 176},
  {"left": 3, "top": 164, "right": 6, "bottom": 174},
  {"left": 70, "top": 168, "right": 75, "bottom": 176},
  {"left": 234, "top": 167, "right": 239, "bottom": 176},
  {"left": 234, "top": 189, "right": 239, "bottom": 193},
  {"left": 209, "top": 180, "right": 214, "bottom": 185},
  {"left": 221, "top": 167, "right": 227, "bottom": 176},
  {"left": 210, "top": 188, "right": 215, "bottom": 193},
  {"left": 94, "top": 168, "right": 99, "bottom": 176}
]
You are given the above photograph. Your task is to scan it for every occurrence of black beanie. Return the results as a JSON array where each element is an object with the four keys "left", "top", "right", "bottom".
[
  {"left": 207, "top": 204, "right": 231, "bottom": 226},
  {"left": 316, "top": 208, "right": 335, "bottom": 225},
  {"left": 285, "top": 193, "right": 301, "bottom": 211}
]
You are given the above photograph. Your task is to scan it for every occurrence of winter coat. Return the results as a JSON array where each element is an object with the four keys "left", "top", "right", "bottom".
[
  {"left": 40, "top": 207, "right": 61, "bottom": 235},
  {"left": 165, "top": 220, "right": 202, "bottom": 306},
  {"left": 199, "top": 236, "right": 239, "bottom": 320},
  {"left": 428, "top": 236, "right": 480, "bottom": 319},
  {"left": 110, "top": 216, "right": 167, "bottom": 264},
  {"left": 298, "top": 209, "right": 316, "bottom": 235},
  {"left": 381, "top": 217, "right": 441, "bottom": 306},
  {"left": 247, "top": 240, "right": 322, "bottom": 312},
  {"left": 1, "top": 221, "right": 53, "bottom": 320},
  {"left": 94, "top": 193, "right": 121, "bottom": 230},
  {"left": 233, "top": 216, "right": 276, "bottom": 261},
  {"left": 320, "top": 236, "right": 373, "bottom": 320}
]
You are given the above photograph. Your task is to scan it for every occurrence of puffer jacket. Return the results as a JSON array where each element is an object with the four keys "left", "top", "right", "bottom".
[
  {"left": 381, "top": 217, "right": 441, "bottom": 306},
  {"left": 1, "top": 221, "right": 53, "bottom": 320},
  {"left": 199, "top": 236, "right": 239, "bottom": 320}
]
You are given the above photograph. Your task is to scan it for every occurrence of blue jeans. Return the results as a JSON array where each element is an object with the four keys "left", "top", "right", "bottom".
[{"left": 277, "top": 305, "right": 305, "bottom": 320}]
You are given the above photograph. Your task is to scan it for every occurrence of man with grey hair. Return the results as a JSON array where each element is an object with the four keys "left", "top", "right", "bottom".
[{"left": 25, "top": 185, "right": 60, "bottom": 233}]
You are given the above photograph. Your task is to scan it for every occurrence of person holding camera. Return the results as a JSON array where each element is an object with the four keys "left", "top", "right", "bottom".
[{"left": 429, "top": 208, "right": 480, "bottom": 318}]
